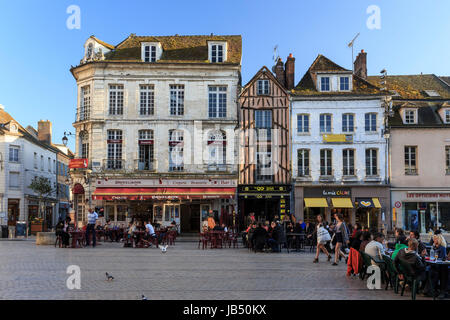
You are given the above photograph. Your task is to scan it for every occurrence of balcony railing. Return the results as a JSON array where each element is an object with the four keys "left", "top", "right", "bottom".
[
  {"left": 297, "top": 168, "right": 310, "bottom": 177},
  {"left": 134, "top": 159, "right": 157, "bottom": 172},
  {"left": 103, "top": 159, "right": 125, "bottom": 171},
  {"left": 405, "top": 168, "right": 418, "bottom": 175},
  {"left": 204, "top": 163, "right": 233, "bottom": 172},
  {"left": 75, "top": 108, "right": 91, "bottom": 122}
]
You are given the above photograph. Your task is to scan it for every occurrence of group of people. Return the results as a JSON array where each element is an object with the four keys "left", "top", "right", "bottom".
[
  {"left": 201, "top": 210, "right": 230, "bottom": 233},
  {"left": 124, "top": 219, "right": 177, "bottom": 247}
]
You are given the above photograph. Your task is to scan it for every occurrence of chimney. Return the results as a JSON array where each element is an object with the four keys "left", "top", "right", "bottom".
[
  {"left": 38, "top": 120, "right": 52, "bottom": 145},
  {"left": 273, "top": 58, "right": 285, "bottom": 88},
  {"left": 354, "top": 49, "right": 367, "bottom": 79},
  {"left": 285, "top": 53, "right": 295, "bottom": 90}
]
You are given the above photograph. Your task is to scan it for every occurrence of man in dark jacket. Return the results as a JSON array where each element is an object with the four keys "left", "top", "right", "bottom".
[
  {"left": 267, "top": 222, "right": 281, "bottom": 252},
  {"left": 394, "top": 238, "right": 426, "bottom": 286},
  {"left": 252, "top": 223, "right": 267, "bottom": 252}
]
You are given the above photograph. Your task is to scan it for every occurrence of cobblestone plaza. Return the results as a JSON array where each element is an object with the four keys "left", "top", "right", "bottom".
[{"left": 0, "top": 240, "right": 426, "bottom": 300}]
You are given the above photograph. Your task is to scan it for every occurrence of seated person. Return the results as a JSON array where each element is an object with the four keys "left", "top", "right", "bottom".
[
  {"left": 145, "top": 220, "right": 160, "bottom": 244},
  {"left": 247, "top": 223, "right": 257, "bottom": 247},
  {"left": 212, "top": 224, "right": 225, "bottom": 231},
  {"left": 408, "top": 230, "right": 427, "bottom": 257},
  {"left": 359, "top": 231, "right": 372, "bottom": 252},
  {"left": 364, "top": 232, "right": 385, "bottom": 265},
  {"left": 350, "top": 230, "right": 363, "bottom": 251},
  {"left": 252, "top": 223, "right": 267, "bottom": 251},
  {"left": 267, "top": 221, "right": 281, "bottom": 252},
  {"left": 394, "top": 238, "right": 426, "bottom": 287},
  {"left": 426, "top": 234, "right": 448, "bottom": 298},
  {"left": 394, "top": 228, "right": 408, "bottom": 246}
]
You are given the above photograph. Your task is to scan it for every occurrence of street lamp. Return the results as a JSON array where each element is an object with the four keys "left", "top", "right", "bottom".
[{"left": 62, "top": 131, "right": 75, "bottom": 146}]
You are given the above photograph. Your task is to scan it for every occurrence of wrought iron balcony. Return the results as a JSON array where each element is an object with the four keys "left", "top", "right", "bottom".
[
  {"left": 405, "top": 168, "right": 418, "bottom": 175},
  {"left": 134, "top": 159, "right": 157, "bottom": 172},
  {"left": 102, "top": 159, "right": 125, "bottom": 171},
  {"left": 75, "top": 108, "right": 91, "bottom": 122}
]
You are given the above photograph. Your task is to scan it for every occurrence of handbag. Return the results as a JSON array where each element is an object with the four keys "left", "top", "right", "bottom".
[{"left": 317, "top": 226, "right": 331, "bottom": 242}]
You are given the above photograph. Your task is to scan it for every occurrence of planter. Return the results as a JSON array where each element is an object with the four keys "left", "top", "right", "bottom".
[{"left": 30, "top": 222, "right": 43, "bottom": 235}]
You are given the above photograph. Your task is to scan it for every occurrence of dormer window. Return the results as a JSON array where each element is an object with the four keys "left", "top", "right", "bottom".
[
  {"left": 320, "top": 77, "right": 330, "bottom": 91},
  {"left": 404, "top": 109, "right": 417, "bottom": 124},
  {"left": 141, "top": 42, "right": 162, "bottom": 62},
  {"left": 445, "top": 109, "right": 450, "bottom": 124},
  {"left": 208, "top": 41, "right": 227, "bottom": 63},
  {"left": 257, "top": 80, "right": 270, "bottom": 95},
  {"left": 339, "top": 76, "right": 350, "bottom": 91},
  {"left": 87, "top": 43, "right": 94, "bottom": 59}
]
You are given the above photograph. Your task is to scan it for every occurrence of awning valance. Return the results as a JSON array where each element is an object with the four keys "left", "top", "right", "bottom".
[
  {"left": 92, "top": 187, "right": 235, "bottom": 201},
  {"left": 331, "top": 198, "right": 353, "bottom": 208},
  {"left": 304, "top": 198, "right": 328, "bottom": 208}
]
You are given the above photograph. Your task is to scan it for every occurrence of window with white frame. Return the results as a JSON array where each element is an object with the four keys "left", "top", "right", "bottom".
[
  {"left": 365, "top": 148, "right": 378, "bottom": 176},
  {"left": 207, "top": 131, "right": 226, "bottom": 166},
  {"left": 297, "top": 114, "right": 309, "bottom": 133},
  {"left": 365, "top": 113, "right": 377, "bottom": 132},
  {"left": 343, "top": 149, "right": 355, "bottom": 176},
  {"left": 208, "top": 86, "right": 227, "bottom": 118},
  {"left": 257, "top": 80, "right": 270, "bottom": 95},
  {"left": 9, "top": 172, "right": 19, "bottom": 188},
  {"left": 320, "top": 149, "right": 332, "bottom": 176},
  {"left": 9, "top": 146, "right": 19, "bottom": 162},
  {"left": 80, "top": 85, "right": 90, "bottom": 120},
  {"left": 320, "top": 77, "right": 330, "bottom": 91},
  {"left": 109, "top": 85, "right": 124, "bottom": 115},
  {"left": 342, "top": 114, "right": 354, "bottom": 132},
  {"left": 445, "top": 109, "right": 450, "bottom": 124},
  {"left": 256, "top": 145, "right": 272, "bottom": 181},
  {"left": 143, "top": 45, "right": 157, "bottom": 62},
  {"left": 340, "top": 76, "right": 350, "bottom": 91},
  {"left": 297, "top": 149, "right": 310, "bottom": 176},
  {"left": 404, "top": 146, "right": 417, "bottom": 175},
  {"left": 170, "top": 85, "right": 184, "bottom": 116},
  {"left": 107, "top": 130, "right": 123, "bottom": 170},
  {"left": 404, "top": 109, "right": 417, "bottom": 124},
  {"left": 255, "top": 110, "right": 272, "bottom": 141},
  {"left": 169, "top": 130, "right": 184, "bottom": 171},
  {"left": 138, "top": 130, "right": 154, "bottom": 170},
  {"left": 446, "top": 146, "right": 450, "bottom": 174},
  {"left": 140, "top": 85, "right": 154, "bottom": 115},
  {"left": 210, "top": 43, "right": 225, "bottom": 63},
  {"left": 320, "top": 114, "right": 332, "bottom": 133}
]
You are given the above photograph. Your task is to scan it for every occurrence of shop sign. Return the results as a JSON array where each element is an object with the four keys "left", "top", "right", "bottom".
[
  {"left": 323, "top": 134, "right": 353, "bottom": 143},
  {"left": 238, "top": 185, "right": 291, "bottom": 193},
  {"left": 406, "top": 192, "right": 450, "bottom": 199},
  {"left": 96, "top": 179, "right": 237, "bottom": 188},
  {"left": 304, "top": 187, "right": 351, "bottom": 198},
  {"left": 69, "top": 158, "right": 88, "bottom": 169}
]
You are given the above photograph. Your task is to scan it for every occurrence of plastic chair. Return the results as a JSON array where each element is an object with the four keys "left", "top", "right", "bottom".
[
  {"left": 382, "top": 255, "right": 399, "bottom": 292},
  {"left": 396, "top": 260, "right": 420, "bottom": 300}
]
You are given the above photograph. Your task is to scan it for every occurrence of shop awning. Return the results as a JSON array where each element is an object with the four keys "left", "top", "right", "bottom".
[
  {"left": 331, "top": 198, "right": 353, "bottom": 208},
  {"left": 356, "top": 198, "right": 382, "bottom": 208},
  {"left": 304, "top": 198, "right": 328, "bottom": 208},
  {"left": 92, "top": 187, "right": 235, "bottom": 201}
]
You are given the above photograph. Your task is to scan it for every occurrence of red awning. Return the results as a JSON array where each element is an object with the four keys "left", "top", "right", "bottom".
[{"left": 92, "top": 187, "right": 235, "bottom": 201}]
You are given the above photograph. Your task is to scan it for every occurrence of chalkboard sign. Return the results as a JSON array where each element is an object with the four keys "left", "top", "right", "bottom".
[{"left": 16, "top": 222, "right": 27, "bottom": 237}]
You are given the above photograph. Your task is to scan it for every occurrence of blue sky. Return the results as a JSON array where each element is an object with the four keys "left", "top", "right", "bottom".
[{"left": 0, "top": 0, "right": 449, "bottom": 151}]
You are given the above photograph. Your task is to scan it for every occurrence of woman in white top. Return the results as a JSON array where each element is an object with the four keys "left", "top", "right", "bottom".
[{"left": 314, "top": 215, "right": 332, "bottom": 263}]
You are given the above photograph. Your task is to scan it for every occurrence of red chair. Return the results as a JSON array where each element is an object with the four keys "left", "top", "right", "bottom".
[
  {"left": 167, "top": 231, "right": 176, "bottom": 245},
  {"left": 199, "top": 233, "right": 209, "bottom": 249}
]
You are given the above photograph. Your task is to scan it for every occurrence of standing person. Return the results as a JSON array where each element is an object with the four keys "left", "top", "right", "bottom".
[
  {"left": 85, "top": 208, "right": 98, "bottom": 247},
  {"left": 332, "top": 213, "right": 349, "bottom": 266},
  {"left": 314, "top": 215, "right": 332, "bottom": 263},
  {"left": 247, "top": 212, "right": 256, "bottom": 226},
  {"left": 207, "top": 211, "right": 216, "bottom": 230}
]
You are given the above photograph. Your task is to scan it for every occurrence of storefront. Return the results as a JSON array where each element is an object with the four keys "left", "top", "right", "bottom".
[
  {"left": 392, "top": 190, "right": 450, "bottom": 234},
  {"left": 294, "top": 186, "right": 390, "bottom": 231},
  {"left": 238, "top": 185, "right": 291, "bottom": 228},
  {"left": 91, "top": 179, "right": 237, "bottom": 233}
]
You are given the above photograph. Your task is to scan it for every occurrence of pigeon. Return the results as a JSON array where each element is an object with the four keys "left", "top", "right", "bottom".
[
  {"left": 160, "top": 245, "right": 168, "bottom": 253},
  {"left": 105, "top": 272, "right": 114, "bottom": 281},
  {"left": 141, "top": 294, "right": 148, "bottom": 300}
]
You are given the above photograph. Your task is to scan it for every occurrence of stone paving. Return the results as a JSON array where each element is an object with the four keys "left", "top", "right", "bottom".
[{"left": 0, "top": 240, "right": 429, "bottom": 300}]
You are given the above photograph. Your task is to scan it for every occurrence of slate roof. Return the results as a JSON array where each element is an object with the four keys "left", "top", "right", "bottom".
[
  {"left": 87, "top": 34, "right": 242, "bottom": 65},
  {"left": 366, "top": 74, "right": 450, "bottom": 99},
  {"left": 440, "top": 76, "right": 450, "bottom": 87},
  {"left": 292, "top": 55, "right": 382, "bottom": 97},
  {"left": 389, "top": 101, "right": 450, "bottom": 128}
]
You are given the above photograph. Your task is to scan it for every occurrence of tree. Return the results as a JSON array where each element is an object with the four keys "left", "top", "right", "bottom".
[{"left": 28, "top": 176, "right": 56, "bottom": 226}]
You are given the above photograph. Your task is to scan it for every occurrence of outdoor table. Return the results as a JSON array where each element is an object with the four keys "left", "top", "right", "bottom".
[
  {"left": 425, "top": 258, "right": 450, "bottom": 298},
  {"left": 133, "top": 231, "right": 146, "bottom": 248},
  {"left": 209, "top": 231, "right": 225, "bottom": 248},
  {"left": 286, "top": 233, "right": 305, "bottom": 251},
  {"left": 69, "top": 230, "right": 84, "bottom": 248}
]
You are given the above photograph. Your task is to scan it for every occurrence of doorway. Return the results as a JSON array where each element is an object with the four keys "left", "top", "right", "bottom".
[
  {"left": 7, "top": 199, "right": 19, "bottom": 226},
  {"left": 180, "top": 204, "right": 200, "bottom": 233}
]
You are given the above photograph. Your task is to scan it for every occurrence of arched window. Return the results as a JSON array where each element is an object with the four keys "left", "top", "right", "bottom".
[
  {"left": 169, "top": 130, "right": 183, "bottom": 171},
  {"left": 207, "top": 130, "right": 226, "bottom": 168}
]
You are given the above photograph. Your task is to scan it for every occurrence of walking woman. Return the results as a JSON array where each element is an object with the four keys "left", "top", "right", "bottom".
[
  {"left": 332, "top": 213, "right": 349, "bottom": 266},
  {"left": 313, "top": 215, "right": 332, "bottom": 263}
]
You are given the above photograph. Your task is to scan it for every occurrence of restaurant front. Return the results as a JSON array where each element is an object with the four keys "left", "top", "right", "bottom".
[
  {"left": 91, "top": 179, "right": 237, "bottom": 233},
  {"left": 391, "top": 189, "right": 450, "bottom": 234},
  {"left": 238, "top": 185, "right": 291, "bottom": 228},
  {"left": 294, "top": 186, "right": 390, "bottom": 231}
]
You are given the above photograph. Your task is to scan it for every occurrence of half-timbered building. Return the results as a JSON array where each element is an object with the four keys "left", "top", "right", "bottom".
[{"left": 238, "top": 63, "right": 291, "bottom": 226}]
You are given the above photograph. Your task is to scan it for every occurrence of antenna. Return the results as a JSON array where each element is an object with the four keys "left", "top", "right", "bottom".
[
  {"left": 347, "top": 32, "right": 360, "bottom": 73},
  {"left": 273, "top": 45, "right": 279, "bottom": 64}
]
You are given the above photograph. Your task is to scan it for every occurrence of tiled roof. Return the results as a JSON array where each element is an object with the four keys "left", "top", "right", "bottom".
[
  {"left": 292, "top": 54, "right": 382, "bottom": 97},
  {"left": 240, "top": 66, "right": 289, "bottom": 95},
  {"left": 99, "top": 34, "right": 242, "bottom": 64},
  {"left": 366, "top": 74, "right": 450, "bottom": 99},
  {"left": 440, "top": 76, "right": 450, "bottom": 87},
  {"left": 389, "top": 101, "right": 450, "bottom": 128},
  {"left": 90, "top": 36, "right": 115, "bottom": 50}
]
